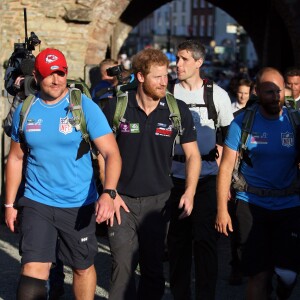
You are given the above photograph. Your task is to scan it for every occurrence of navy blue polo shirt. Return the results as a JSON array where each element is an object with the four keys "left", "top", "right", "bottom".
[{"left": 103, "top": 90, "right": 196, "bottom": 197}]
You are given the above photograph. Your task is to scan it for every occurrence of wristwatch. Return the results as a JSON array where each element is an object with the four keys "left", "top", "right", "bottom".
[{"left": 103, "top": 189, "right": 117, "bottom": 199}]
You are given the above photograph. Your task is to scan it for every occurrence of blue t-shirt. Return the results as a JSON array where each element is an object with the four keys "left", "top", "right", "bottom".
[
  {"left": 225, "top": 107, "right": 300, "bottom": 210},
  {"left": 11, "top": 92, "right": 112, "bottom": 208},
  {"left": 91, "top": 80, "right": 114, "bottom": 105}
]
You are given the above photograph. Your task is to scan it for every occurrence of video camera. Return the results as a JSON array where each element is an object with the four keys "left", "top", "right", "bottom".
[
  {"left": 94, "top": 64, "right": 137, "bottom": 101},
  {"left": 4, "top": 8, "right": 41, "bottom": 97}
]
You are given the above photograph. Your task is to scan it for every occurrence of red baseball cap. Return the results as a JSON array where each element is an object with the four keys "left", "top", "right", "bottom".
[{"left": 35, "top": 48, "right": 68, "bottom": 78}]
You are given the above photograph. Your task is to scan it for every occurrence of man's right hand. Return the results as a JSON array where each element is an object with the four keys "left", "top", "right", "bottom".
[
  {"left": 215, "top": 210, "right": 233, "bottom": 236},
  {"left": 5, "top": 207, "right": 18, "bottom": 233}
]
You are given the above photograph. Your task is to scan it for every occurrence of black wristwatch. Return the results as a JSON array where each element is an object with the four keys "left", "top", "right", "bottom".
[{"left": 103, "top": 189, "right": 117, "bottom": 199}]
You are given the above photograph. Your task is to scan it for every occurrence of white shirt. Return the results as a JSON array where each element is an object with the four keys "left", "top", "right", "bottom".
[{"left": 171, "top": 82, "right": 233, "bottom": 178}]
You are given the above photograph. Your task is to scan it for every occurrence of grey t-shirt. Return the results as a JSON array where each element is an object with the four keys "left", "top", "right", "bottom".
[{"left": 171, "top": 82, "right": 233, "bottom": 178}]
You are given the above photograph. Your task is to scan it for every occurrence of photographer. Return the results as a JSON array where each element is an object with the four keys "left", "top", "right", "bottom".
[
  {"left": 3, "top": 76, "right": 26, "bottom": 137},
  {"left": 91, "top": 59, "right": 118, "bottom": 108}
]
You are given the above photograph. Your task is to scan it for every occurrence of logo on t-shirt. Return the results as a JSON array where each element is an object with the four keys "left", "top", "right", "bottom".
[
  {"left": 281, "top": 132, "right": 294, "bottom": 148},
  {"left": 59, "top": 117, "right": 73, "bottom": 135},
  {"left": 26, "top": 119, "right": 42, "bottom": 132},
  {"left": 130, "top": 123, "right": 140, "bottom": 133},
  {"left": 250, "top": 132, "right": 268, "bottom": 144},
  {"left": 119, "top": 122, "right": 140, "bottom": 133},
  {"left": 155, "top": 123, "right": 172, "bottom": 137}
]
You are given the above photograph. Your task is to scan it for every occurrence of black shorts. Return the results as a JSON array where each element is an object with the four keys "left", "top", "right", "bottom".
[
  {"left": 18, "top": 197, "right": 98, "bottom": 270},
  {"left": 236, "top": 200, "right": 300, "bottom": 276}
]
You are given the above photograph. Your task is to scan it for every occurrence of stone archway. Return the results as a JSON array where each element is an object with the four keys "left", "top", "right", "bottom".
[{"left": 0, "top": 0, "right": 131, "bottom": 83}]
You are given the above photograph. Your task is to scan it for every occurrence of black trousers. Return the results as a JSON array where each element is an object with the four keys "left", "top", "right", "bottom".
[
  {"left": 167, "top": 176, "right": 218, "bottom": 300},
  {"left": 108, "top": 191, "right": 170, "bottom": 300}
]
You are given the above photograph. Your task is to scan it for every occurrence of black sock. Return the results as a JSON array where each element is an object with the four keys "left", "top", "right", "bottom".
[{"left": 17, "top": 275, "right": 48, "bottom": 300}]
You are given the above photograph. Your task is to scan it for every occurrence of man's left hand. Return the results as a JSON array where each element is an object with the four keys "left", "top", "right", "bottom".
[{"left": 95, "top": 194, "right": 115, "bottom": 224}]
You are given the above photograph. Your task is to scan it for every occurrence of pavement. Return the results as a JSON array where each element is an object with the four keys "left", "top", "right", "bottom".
[{"left": 0, "top": 221, "right": 300, "bottom": 300}]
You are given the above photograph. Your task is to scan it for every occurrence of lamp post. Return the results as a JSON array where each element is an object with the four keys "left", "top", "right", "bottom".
[{"left": 167, "top": 29, "right": 171, "bottom": 53}]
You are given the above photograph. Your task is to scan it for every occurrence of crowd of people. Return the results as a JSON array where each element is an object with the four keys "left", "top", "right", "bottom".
[{"left": 2, "top": 40, "right": 300, "bottom": 300}]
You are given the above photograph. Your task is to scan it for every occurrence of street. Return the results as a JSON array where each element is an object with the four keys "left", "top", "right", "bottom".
[{"left": 0, "top": 222, "right": 299, "bottom": 300}]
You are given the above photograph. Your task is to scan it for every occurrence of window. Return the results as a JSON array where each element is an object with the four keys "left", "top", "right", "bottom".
[
  {"left": 173, "top": 1, "right": 177, "bottom": 13},
  {"left": 199, "top": 15, "right": 205, "bottom": 36},
  {"left": 200, "top": 0, "right": 206, "bottom": 8},
  {"left": 207, "top": 15, "right": 213, "bottom": 37},
  {"left": 193, "top": 0, "right": 198, "bottom": 9},
  {"left": 193, "top": 15, "right": 198, "bottom": 35}
]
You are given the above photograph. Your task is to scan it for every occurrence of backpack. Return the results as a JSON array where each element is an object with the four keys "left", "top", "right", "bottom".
[
  {"left": 168, "top": 78, "right": 220, "bottom": 161},
  {"left": 168, "top": 78, "right": 217, "bottom": 127},
  {"left": 232, "top": 103, "right": 300, "bottom": 196},
  {"left": 19, "top": 80, "right": 92, "bottom": 144},
  {"left": 112, "top": 90, "right": 183, "bottom": 147}
]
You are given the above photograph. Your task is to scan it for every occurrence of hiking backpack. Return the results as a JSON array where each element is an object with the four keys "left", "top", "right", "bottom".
[
  {"left": 232, "top": 103, "right": 300, "bottom": 196},
  {"left": 18, "top": 80, "right": 92, "bottom": 144},
  {"left": 112, "top": 89, "right": 183, "bottom": 146},
  {"left": 168, "top": 78, "right": 218, "bottom": 127}
]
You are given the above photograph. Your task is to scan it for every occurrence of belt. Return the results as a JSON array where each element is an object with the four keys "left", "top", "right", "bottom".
[
  {"left": 173, "top": 152, "right": 216, "bottom": 163},
  {"left": 245, "top": 185, "right": 298, "bottom": 197},
  {"left": 173, "top": 154, "right": 186, "bottom": 163}
]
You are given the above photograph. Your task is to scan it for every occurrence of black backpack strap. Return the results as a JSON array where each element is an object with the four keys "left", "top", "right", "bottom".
[
  {"left": 203, "top": 79, "right": 217, "bottom": 127},
  {"left": 167, "top": 79, "right": 177, "bottom": 94},
  {"left": 19, "top": 94, "right": 36, "bottom": 143}
]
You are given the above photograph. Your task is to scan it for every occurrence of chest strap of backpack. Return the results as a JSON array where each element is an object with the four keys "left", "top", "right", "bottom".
[
  {"left": 19, "top": 94, "right": 36, "bottom": 143},
  {"left": 112, "top": 90, "right": 128, "bottom": 135},
  {"left": 67, "top": 88, "right": 90, "bottom": 144},
  {"left": 166, "top": 91, "right": 183, "bottom": 148}
]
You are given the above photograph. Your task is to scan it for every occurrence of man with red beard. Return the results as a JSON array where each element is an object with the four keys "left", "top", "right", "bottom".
[
  {"left": 102, "top": 48, "right": 201, "bottom": 300},
  {"left": 216, "top": 67, "right": 300, "bottom": 299}
]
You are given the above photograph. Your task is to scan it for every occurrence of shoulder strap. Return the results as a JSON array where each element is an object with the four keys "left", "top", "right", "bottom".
[
  {"left": 113, "top": 90, "right": 128, "bottom": 134},
  {"left": 67, "top": 79, "right": 92, "bottom": 99},
  {"left": 69, "top": 88, "right": 90, "bottom": 144},
  {"left": 166, "top": 91, "right": 183, "bottom": 136},
  {"left": 166, "top": 91, "right": 183, "bottom": 152},
  {"left": 19, "top": 94, "right": 36, "bottom": 142},
  {"left": 286, "top": 107, "right": 300, "bottom": 134},
  {"left": 240, "top": 104, "right": 258, "bottom": 151},
  {"left": 203, "top": 79, "right": 218, "bottom": 127},
  {"left": 167, "top": 79, "right": 176, "bottom": 94},
  {"left": 233, "top": 104, "right": 258, "bottom": 173}
]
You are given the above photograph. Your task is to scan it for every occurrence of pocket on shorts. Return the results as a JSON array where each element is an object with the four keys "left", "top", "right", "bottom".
[{"left": 75, "top": 233, "right": 98, "bottom": 261}]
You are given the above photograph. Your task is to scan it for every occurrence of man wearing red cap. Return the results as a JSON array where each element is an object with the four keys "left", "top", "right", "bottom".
[{"left": 5, "top": 48, "right": 122, "bottom": 299}]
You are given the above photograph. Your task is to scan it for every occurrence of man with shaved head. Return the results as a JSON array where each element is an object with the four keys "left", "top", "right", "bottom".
[{"left": 216, "top": 67, "right": 300, "bottom": 300}]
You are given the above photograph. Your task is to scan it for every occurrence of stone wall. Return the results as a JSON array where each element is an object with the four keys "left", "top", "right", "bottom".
[{"left": 0, "top": 0, "right": 132, "bottom": 196}]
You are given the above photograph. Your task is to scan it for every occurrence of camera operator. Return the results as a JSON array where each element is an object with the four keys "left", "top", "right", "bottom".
[
  {"left": 3, "top": 76, "right": 27, "bottom": 137},
  {"left": 91, "top": 59, "right": 119, "bottom": 108}
]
